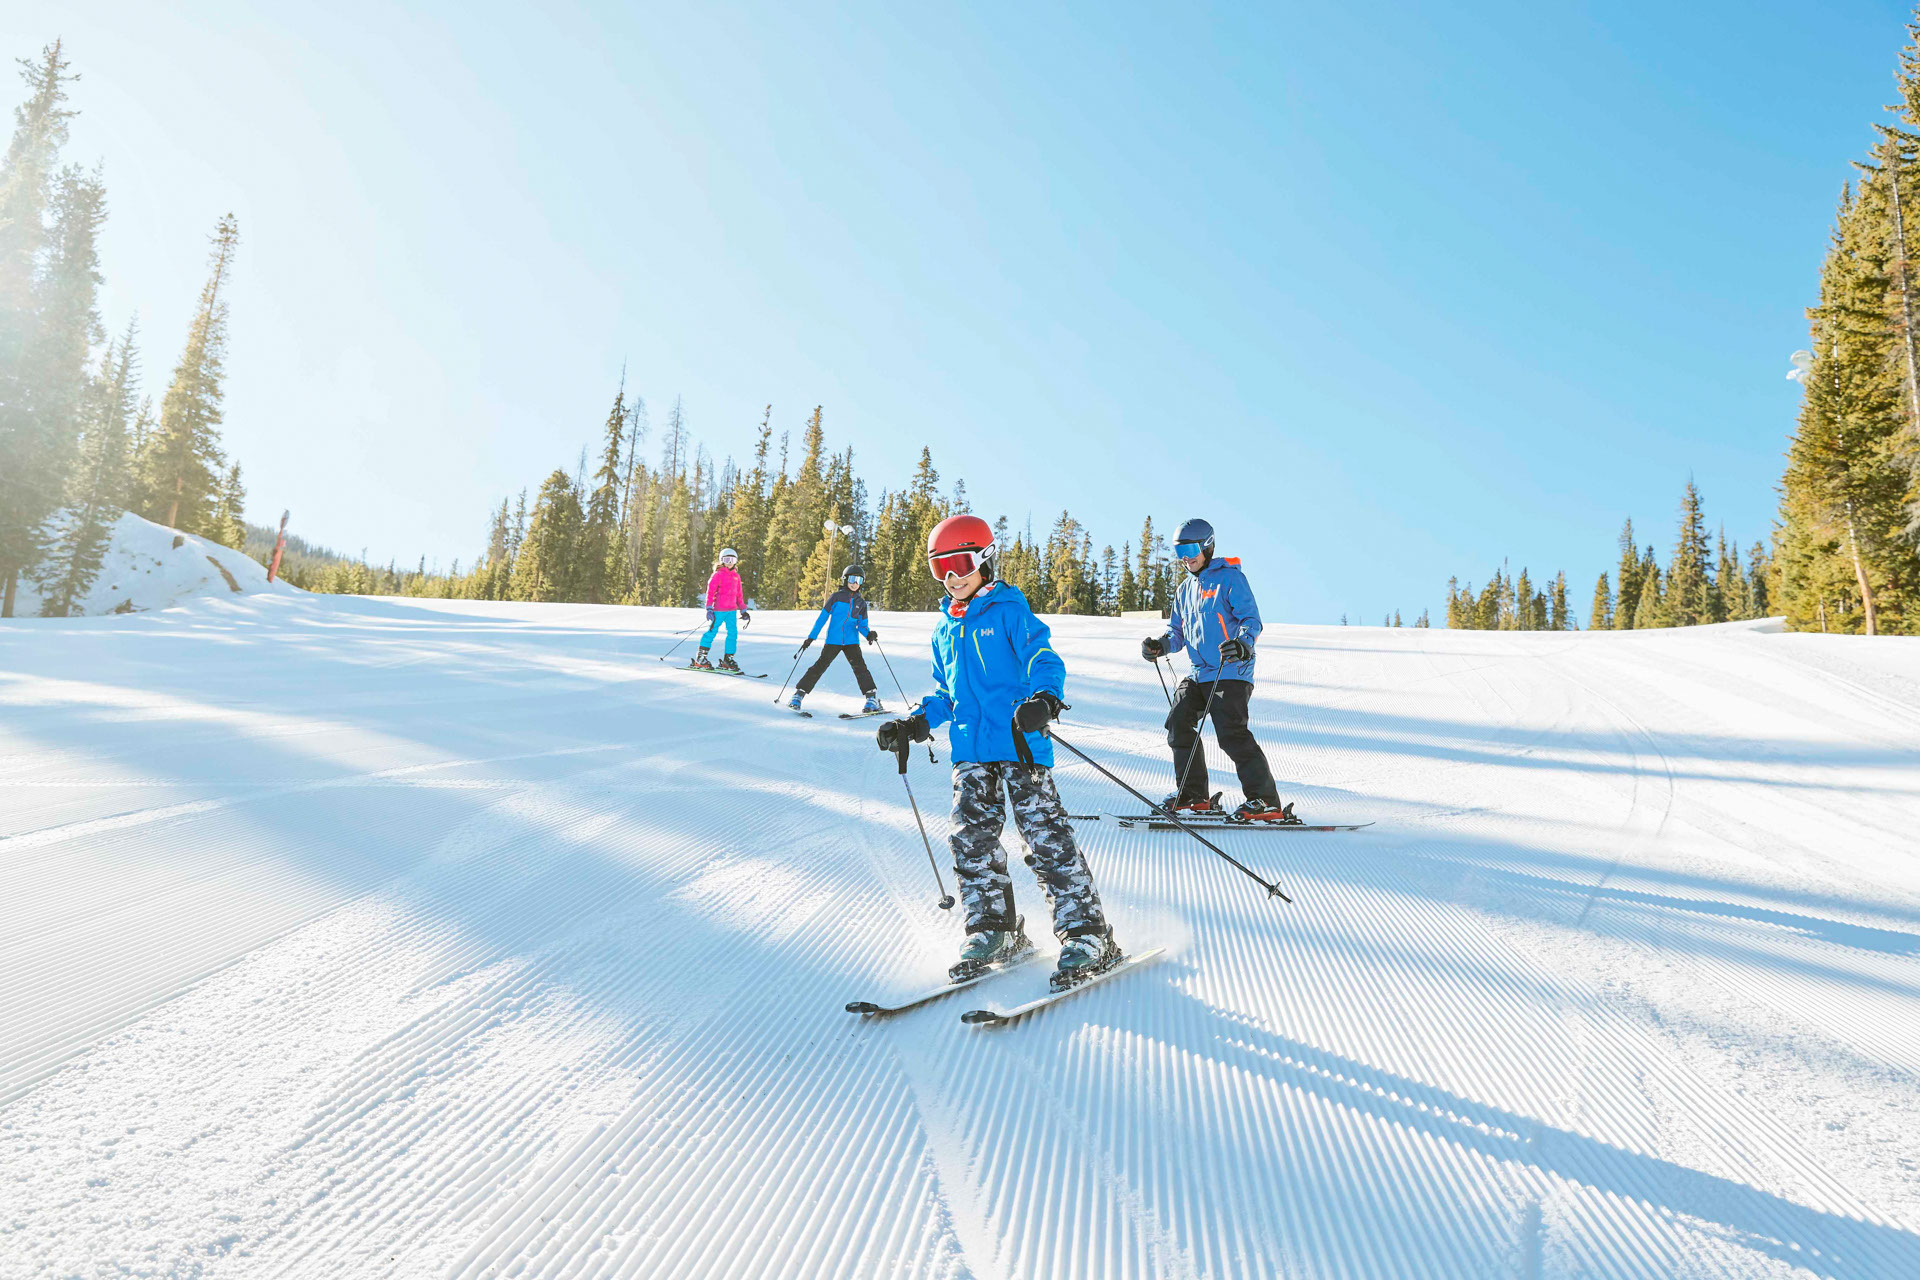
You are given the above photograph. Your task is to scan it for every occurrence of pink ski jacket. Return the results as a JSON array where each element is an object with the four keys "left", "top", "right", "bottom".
[{"left": 705, "top": 565, "right": 746, "bottom": 611}]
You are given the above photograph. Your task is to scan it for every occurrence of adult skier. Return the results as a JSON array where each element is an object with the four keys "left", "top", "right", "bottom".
[
  {"left": 790, "top": 565, "right": 884, "bottom": 714},
  {"left": 875, "top": 514, "right": 1122, "bottom": 992},
  {"left": 1140, "top": 517, "right": 1294, "bottom": 823},
  {"left": 692, "top": 548, "right": 750, "bottom": 673}
]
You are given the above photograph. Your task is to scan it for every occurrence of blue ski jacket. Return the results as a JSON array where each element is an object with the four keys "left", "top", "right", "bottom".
[
  {"left": 1164, "top": 556, "right": 1263, "bottom": 682},
  {"left": 806, "top": 587, "right": 872, "bottom": 646},
  {"left": 914, "top": 583, "right": 1065, "bottom": 768}
]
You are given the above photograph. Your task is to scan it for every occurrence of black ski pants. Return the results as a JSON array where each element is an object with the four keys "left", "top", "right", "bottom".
[
  {"left": 796, "top": 643, "right": 876, "bottom": 696},
  {"left": 1167, "top": 677, "right": 1279, "bottom": 805}
]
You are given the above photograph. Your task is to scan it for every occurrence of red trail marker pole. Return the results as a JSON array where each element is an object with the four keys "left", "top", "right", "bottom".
[{"left": 267, "top": 510, "right": 289, "bottom": 583}]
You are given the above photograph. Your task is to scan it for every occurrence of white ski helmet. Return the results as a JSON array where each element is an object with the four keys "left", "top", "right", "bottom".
[{"left": 719, "top": 547, "right": 738, "bottom": 562}]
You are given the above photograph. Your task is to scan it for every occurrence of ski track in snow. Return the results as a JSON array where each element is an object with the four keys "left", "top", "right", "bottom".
[{"left": 3, "top": 597, "right": 1919, "bottom": 1278}]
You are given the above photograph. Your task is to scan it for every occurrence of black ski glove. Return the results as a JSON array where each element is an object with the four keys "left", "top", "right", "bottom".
[
  {"left": 865, "top": 629, "right": 878, "bottom": 645},
  {"left": 1141, "top": 635, "right": 1168, "bottom": 661},
  {"left": 1013, "top": 691, "right": 1064, "bottom": 733},
  {"left": 876, "top": 714, "right": 931, "bottom": 752},
  {"left": 1218, "top": 637, "right": 1252, "bottom": 663},
  {"left": 797, "top": 637, "right": 814, "bottom": 655},
  {"left": 740, "top": 610, "right": 751, "bottom": 627}
]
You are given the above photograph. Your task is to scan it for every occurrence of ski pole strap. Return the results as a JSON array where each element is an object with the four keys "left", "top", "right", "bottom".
[
  {"left": 895, "top": 731, "right": 912, "bottom": 776},
  {"left": 1012, "top": 716, "right": 1036, "bottom": 768},
  {"left": 1047, "top": 728, "right": 1292, "bottom": 904}
]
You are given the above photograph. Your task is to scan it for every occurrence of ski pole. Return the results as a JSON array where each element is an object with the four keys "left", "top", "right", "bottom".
[
  {"left": 1045, "top": 726, "right": 1292, "bottom": 903},
  {"left": 873, "top": 636, "right": 936, "bottom": 763},
  {"left": 1152, "top": 655, "right": 1174, "bottom": 708},
  {"left": 657, "top": 624, "right": 704, "bottom": 663},
  {"left": 895, "top": 734, "right": 955, "bottom": 909},
  {"left": 773, "top": 646, "right": 807, "bottom": 705}
]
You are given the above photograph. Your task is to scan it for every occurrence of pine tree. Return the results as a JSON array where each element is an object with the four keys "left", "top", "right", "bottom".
[
  {"left": 1589, "top": 572, "right": 1612, "bottom": 630},
  {"left": 1550, "top": 570, "right": 1571, "bottom": 630},
  {"left": 36, "top": 325, "right": 135, "bottom": 615},
  {"left": 511, "top": 470, "right": 584, "bottom": 602},
  {"left": 1611, "top": 519, "right": 1640, "bottom": 630},
  {"left": 3, "top": 160, "right": 104, "bottom": 615},
  {"left": 1749, "top": 540, "right": 1774, "bottom": 618},
  {"left": 1117, "top": 540, "right": 1139, "bottom": 611},
  {"left": 1716, "top": 529, "right": 1748, "bottom": 621},
  {"left": 1778, "top": 181, "right": 1919, "bottom": 633},
  {"left": 653, "top": 472, "right": 693, "bottom": 605},
  {"left": 579, "top": 384, "right": 628, "bottom": 603},
  {"left": 210, "top": 461, "right": 246, "bottom": 550},
  {"left": 139, "top": 214, "right": 239, "bottom": 538},
  {"left": 714, "top": 408, "right": 771, "bottom": 604},
  {"left": 0, "top": 45, "right": 78, "bottom": 612},
  {"left": 761, "top": 407, "right": 825, "bottom": 609},
  {"left": 1667, "top": 479, "right": 1717, "bottom": 626},
  {"left": 1632, "top": 566, "right": 1664, "bottom": 629},
  {"left": 1513, "top": 567, "right": 1534, "bottom": 630},
  {"left": 478, "top": 497, "right": 511, "bottom": 600}
]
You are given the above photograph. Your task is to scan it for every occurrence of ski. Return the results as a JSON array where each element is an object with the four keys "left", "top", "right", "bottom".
[
  {"left": 787, "top": 708, "right": 814, "bottom": 718},
  {"left": 838, "top": 710, "right": 889, "bottom": 720},
  {"left": 845, "top": 952, "right": 1041, "bottom": 1016},
  {"left": 681, "top": 665, "right": 770, "bottom": 679},
  {"left": 961, "top": 947, "right": 1168, "bottom": 1026},
  {"left": 1107, "top": 815, "right": 1372, "bottom": 832}
]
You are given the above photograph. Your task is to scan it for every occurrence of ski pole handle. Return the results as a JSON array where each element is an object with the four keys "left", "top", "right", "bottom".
[{"left": 874, "top": 636, "right": 936, "bottom": 764}]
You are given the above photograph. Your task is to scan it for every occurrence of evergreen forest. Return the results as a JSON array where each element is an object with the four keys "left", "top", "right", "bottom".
[
  {"left": 0, "top": 43, "right": 251, "bottom": 616},
  {"left": 282, "top": 392, "right": 1191, "bottom": 618}
]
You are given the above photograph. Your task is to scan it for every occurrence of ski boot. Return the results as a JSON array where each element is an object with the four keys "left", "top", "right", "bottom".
[
  {"left": 1050, "top": 926, "right": 1123, "bottom": 993},
  {"left": 788, "top": 690, "right": 807, "bottom": 712},
  {"left": 949, "top": 917, "right": 1035, "bottom": 983},
  {"left": 689, "top": 646, "right": 714, "bottom": 671},
  {"left": 1229, "top": 797, "right": 1300, "bottom": 825},
  {"left": 717, "top": 654, "right": 742, "bottom": 673},
  {"left": 861, "top": 692, "right": 884, "bottom": 714},
  {"left": 1160, "top": 791, "right": 1223, "bottom": 816}
]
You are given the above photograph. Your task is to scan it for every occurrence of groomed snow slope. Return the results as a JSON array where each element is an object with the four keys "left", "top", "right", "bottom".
[{"left": 2, "top": 596, "right": 1918, "bottom": 1279}]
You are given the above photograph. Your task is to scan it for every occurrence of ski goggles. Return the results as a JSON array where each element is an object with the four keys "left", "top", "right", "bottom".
[
  {"left": 928, "top": 549, "right": 985, "bottom": 582},
  {"left": 720, "top": 553, "right": 738, "bottom": 563},
  {"left": 1173, "top": 541, "right": 1209, "bottom": 559},
  {"left": 844, "top": 575, "right": 863, "bottom": 587}
]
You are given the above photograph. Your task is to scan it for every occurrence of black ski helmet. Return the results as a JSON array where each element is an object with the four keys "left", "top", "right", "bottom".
[{"left": 842, "top": 563, "right": 865, "bottom": 583}]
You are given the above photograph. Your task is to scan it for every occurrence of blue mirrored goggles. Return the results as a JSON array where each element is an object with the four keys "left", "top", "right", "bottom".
[
  {"left": 1174, "top": 541, "right": 1209, "bottom": 558},
  {"left": 845, "top": 576, "right": 863, "bottom": 586}
]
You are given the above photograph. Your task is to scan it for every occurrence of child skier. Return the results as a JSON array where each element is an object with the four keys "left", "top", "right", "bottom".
[
  {"left": 790, "top": 565, "right": 884, "bottom": 714},
  {"left": 692, "top": 548, "right": 750, "bottom": 673},
  {"left": 1139, "top": 517, "right": 1293, "bottom": 822},
  {"left": 875, "top": 514, "right": 1122, "bottom": 992}
]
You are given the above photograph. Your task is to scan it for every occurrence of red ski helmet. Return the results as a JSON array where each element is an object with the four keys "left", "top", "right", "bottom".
[{"left": 927, "top": 513, "right": 997, "bottom": 583}]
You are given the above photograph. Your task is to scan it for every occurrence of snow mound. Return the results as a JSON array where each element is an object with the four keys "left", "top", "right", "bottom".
[{"left": 7, "top": 510, "right": 298, "bottom": 618}]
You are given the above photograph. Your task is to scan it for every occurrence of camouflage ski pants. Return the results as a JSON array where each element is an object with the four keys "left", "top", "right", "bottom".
[{"left": 948, "top": 761, "right": 1107, "bottom": 941}]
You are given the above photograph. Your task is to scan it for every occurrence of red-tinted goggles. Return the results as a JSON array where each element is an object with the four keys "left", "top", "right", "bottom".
[{"left": 928, "top": 549, "right": 985, "bottom": 581}]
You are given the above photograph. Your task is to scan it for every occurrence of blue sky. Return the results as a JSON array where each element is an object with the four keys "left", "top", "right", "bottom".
[{"left": 7, "top": 1, "right": 1909, "bottom": 621}]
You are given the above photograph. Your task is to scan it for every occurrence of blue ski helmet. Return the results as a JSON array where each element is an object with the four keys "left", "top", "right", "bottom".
[{"left": 1173, "top": 518, "right": 1215, "bottom": 562}]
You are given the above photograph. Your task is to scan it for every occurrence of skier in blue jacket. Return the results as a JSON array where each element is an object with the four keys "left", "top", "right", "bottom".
[
  {"left": 875, "top": 514, "right": 1121, "bottom": 992},
  {"left": 790, "top": 565, "right": 883, "bottom": 714},
  {"left": 1140, "top": 517, "right": 1293, "bottom": 823}
]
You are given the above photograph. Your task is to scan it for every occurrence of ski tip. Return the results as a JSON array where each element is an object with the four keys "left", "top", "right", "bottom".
[
  {"left": 845, "top": 1001, "right": 881, "bottom": 1015},
  {"left": 959, "top": 1009, "right": 1004, "bottom": 1026}
]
